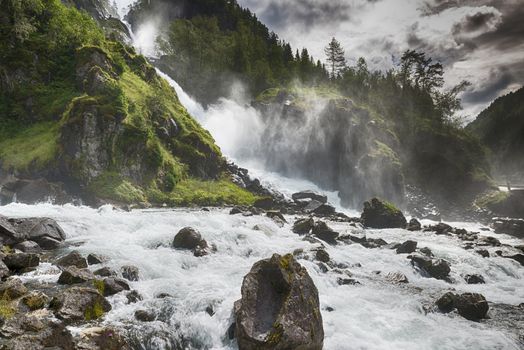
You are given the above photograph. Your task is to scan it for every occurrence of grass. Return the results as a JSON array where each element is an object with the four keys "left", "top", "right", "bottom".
[
  {"left": 0, "top": 121, "right": 59, "bottom": 171},
  {"left": 0, "top": 294, "right": 16, "bottom": 319},
  {"left": 89, "top": 172, "right": 147, "bottom": 204}
]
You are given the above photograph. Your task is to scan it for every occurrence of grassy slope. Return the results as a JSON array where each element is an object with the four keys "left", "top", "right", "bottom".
[{"left": 0, "top": 0, "right": 256, "bottom": 206}]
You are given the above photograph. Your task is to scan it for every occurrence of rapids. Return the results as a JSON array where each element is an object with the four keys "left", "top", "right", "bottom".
[{"left": 0, "top": 203, "right": 522, "bottom": 349}]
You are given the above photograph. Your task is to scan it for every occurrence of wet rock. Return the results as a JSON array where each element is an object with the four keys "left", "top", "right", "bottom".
[
  {"left": 13, "top": 240, "right": 41, "bottom": 254},
  {"left": 424, "top": 222, "right": 452, "bottom": 235},
  {"left": 478, "top": 236, "right": 501, "bottom": 247},
  {"left": 386, "top": 272, "right": 409, "bottom": 284},
  {"left": 361, "top": 238, "right": 388, "bottom": 249},
  {"left": 126, "top": 290, "right": 143, "bottom": 304},
  {"left": 87, "top": 253, "right": 105, "bottom": 265},
  {"left": 361, "top": 198, "right": 406, "bottom": 229},
  {"left": 0, "top": 315, "right": 74, "bottom": 349},
  {"left": 172, "top": 227, "right": 210, "bottom": 256},
  {"left": 56, "top": 251, "right": 88, "bottom": 269},
  {"left": 135, "top": 309, "right": 155, "bottom": 322},
  {"left": 436, "top": 292, "right": 457, "bottom": 313},
  {"left": 313, "top": 204, "right": 336, "bottom": 216},
  {"left": 22, "top": 291, "right": 49, "bottom": 310},
  {"left": 253, "top": 197, "right": 274, "bottom": 210},
  {"left": 406, "top": 218, "right": 421, "bottom": 231},
  {"left": 4, "top": 252, "right": 40, "bottom": 271},
  {"left": 419, "top": 247, "right": 434, "bottom": 257},
  {"left": 0, "top": 260, "right": 9, "bottom": 279},
  {"left": 455, "top": 293, "right": 489, "bottom": 320},
  {"left": 505, "top": 254, "right": 524, "bottom": 266},
  {"left": 76, "top": 327, "right": 129, "bottom": 350},
  {"left": 230, "top": 207, "right": 243, "bottom": 215},
  {"left": 383, "top": 242, "right": 401, "bottom": 250},
  {"left": 9, "top": 217, "right": 66, "bottom": 249},
  {"left": 50, "top": 287, "right": 111, "bottom": 324},
  {"left": 337, "top": 278, "right": 360, "bottom": 285},
  {"left": 493, "top": 217, "right": 524, "bottom": 238},
  {"left": 267, "top": 211, "right": 287, "bottom": 224},
  {"left": 102, "top": 277, "right": 130, "bottom": 296},
  {"left": 0, "top": 278, "right": 28, "bottom": 299},
  {"left": 57, "top": 267, "right": 95, "bottom": 285},
  {"left": 475, "top": 249, "right": 490, "bottom": 258},
  {"left": 155, "top": 293, "right": 172, "bottom": 299},
  {"left": 292, "top": 191, "right": 328, "bottom": 204},
  {"left": 94, "top": 266, "right": 117, "bottom": 277},
  {"left": 311, "top": 221, "right": 339, "bottom": 244},
  {"left": 234, "top": 253, "right": 324, "bottom": 350},
  {"left": 205, "top": 305, "right": 215, "bottom": 316},
  {"left": 396, "top": 240, "right": 418, "bottom": 254},
  {"left": 315, "top": 249, "right": 330, "bottom": 263},
  {"left": 0, "top": 215, "right": 24, "bottom": 246},
  {"left": 303, "top": 200, "right": 324, "bottom": 213},
  {"left": 121, "top": 265, "right": 140, "bottom": 281},
  {"left": 464, "top": 274, "right": 485, "bottom": 284},
  {"left": 292, "top": 218, "right": 314, "bottom": 234},
  {"left": 410, "top": 254, "right": 451, "bottom": 280}
]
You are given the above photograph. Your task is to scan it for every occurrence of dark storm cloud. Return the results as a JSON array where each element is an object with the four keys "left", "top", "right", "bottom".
[
  {"left": 451, "top": 11, "right": 498, "bottom": 35},
  {"left": 462, "top": 68, "right": 513, "bottom": 104}
]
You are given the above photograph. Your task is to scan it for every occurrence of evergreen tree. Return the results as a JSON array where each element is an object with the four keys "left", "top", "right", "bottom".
[{"left": 324, "top": 37, "right": 346, "bottom": 77}]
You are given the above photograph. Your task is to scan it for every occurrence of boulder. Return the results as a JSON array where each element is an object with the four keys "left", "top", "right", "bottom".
[
  {"left": 94, "top": 266, "right": 117, "bottom": 277},
  {"left": 303, "top": 200, "right": 324, "bottom": 213},
  {"left": 13, "top": 240, "right": 41, "bottom": 254},
  {"left": 75, "top": 327, "right": 129, "bottom": 350},
  {"left": 230, "top": 207, "right": 243, "bottom": 215},
  {"left": 57, "top": 267, "right": 95, "bottom": 285},
  {"left": 172, "top": 227, "right": 210, "bottom": 257},
  {"left": 386, "top": 272, "right": 409, "bottom": 284},
  {"left": 50, "top": 287, "right": 111, "bottom": 323},
  {"left": 135, "top": 309, "right": 155, "bottom": 322},
  {"left": 312, "top": 204, "right": 336, "bottom": 216},
  {"left": 410, "top": 254, "right": 450, "bottom": 280},
  {"left": 311, "top": 221, "right": 339, "bottom": 244},
  {"left": 121, "top": 265, "right": 140, "bottom": 281},
  {"left": 436, "top": 292, "right": 457, "bottom": 313},
  {"left": 22, "top": 291, "right": 49, "bottom": 310},
  {"left": 361, "top": 198, "right": 406, "bottom": 229},
  {"left": 126, "top": 290, "right": 143, "bottom": 304},
  {"left": 424, "top": 222, "right": 452, "bottom": 235},
  {"left": 475, "top": 249, "right": 490, "bottom": 258},
  {"left": 0, "top": 315, "right": 74, "bottom": 349},
  {"left": 253, "top": 197, "right": 274, "bottom": 210},
  {"left": 234, "top": 254, "right": 324, "bottom": 350},
  {"left": 455, "top": 293, "right": 489, "bottom": 320},
  {"left": 0, "top": 215, "right": 25, "bottom": 245},
  {"left": 0, "top": 278, "right": 28, "bottom": 299},
  {"left": 315, "top": 249, "right": 330, "bottom": 263},
  {"left": 8, "top": 217, "right": 66, "bottom": 249},
  {"left": 56, "top": 251, "right": 88, "bottom": 269},
  {"left": 292, "top": 191, "right": 328, "bottom": 204},
  {"left": 3, "top": 252, "right": 40, "bottom": 271},
  {"left": 87, "top": 253, "right": 105, "bottom": 265},
  {"left": 102, "top": 277, "right": 130, "bottom": 296},
  {"left": 505, "top": 254, "right": 524, "bottom": 266},
  {"left": 406, "top": 218, "right": 421, "bottom": 231},
  {"left": 292, "top": 218, "right": 315, "bottom": 235},
  {"left": 396, "top": 240, "right": 418, "bottom": 254},
  {"left": 464, "top": 274, "right": 485, "bottom": 284}
]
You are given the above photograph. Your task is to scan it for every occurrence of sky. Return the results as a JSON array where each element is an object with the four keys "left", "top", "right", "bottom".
[{"left": 237, "top": 0, "right": 524, "bottom": 120}]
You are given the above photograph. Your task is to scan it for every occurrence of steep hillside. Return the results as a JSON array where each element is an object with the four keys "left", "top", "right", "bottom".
[
  {"left": 0, "top": 0, "right": 257, "bottom": 206},
  {"left": 467, "top": 87, "right": 524, "bottom": 183}
]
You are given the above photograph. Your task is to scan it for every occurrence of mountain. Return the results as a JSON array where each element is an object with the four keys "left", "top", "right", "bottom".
[
  {"left": 0, "top": 0, "right": 256, "bottom": 206},
  {"left": 467, "top": 86, "right": 524, "bottom": 183}
]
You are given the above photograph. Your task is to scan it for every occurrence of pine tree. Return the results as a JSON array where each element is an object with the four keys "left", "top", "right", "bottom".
[{"left": 324, "top": 37, "right": 346, "bottom": 78}]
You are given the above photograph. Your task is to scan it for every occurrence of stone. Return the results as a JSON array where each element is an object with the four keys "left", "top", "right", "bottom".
[
  {"left": 126, "top": 290, "right": 143, "bottom": 304},
  {"left": 410, "top": 254, "right": 450, "bottom": 280},
  {"left": 172, "top": 227, "right": 208, "bottom": 252},
  {"left": 475, "top": 249, "right": 490, "bottom": 258},
  {"left": 505, "top": 254, "right": 524, "bottom": 266},
  {"left": 478, "top": 236, "right": 501, "bottom": 247},
  {"left": 464, "top": 274, "right": 485, "bottom": 284},
  {"left": 361, "top": 198, "right": 407, "bottom": 229},
  {"left": 230, "top": 207, "right": 243, "bottom": 215},
  {"left": 3, "top": 252, "right": 40, "bottom": 271},
  {"left": 253, "top": 197, "right": 274, "bottom": 210},
  {"left": 386, "top": 272, "right": 409, "bottom": 283},
  {"left": 406, "top": 218, "right": 421, "bottom": 231},
  {"left": 0, "top": 278, "right": 28, "bottom": 299},
  {"left": 303, "top": 200, "right": 324, "bottom": 213},
  {"left": 292, "top": 218, "right": 315, "bottom": 235},
  {"left": 0, "top": 260, "right": 9, "bottom": 279},
  {"left": 436, "top": 292, "right": 457, "bottom": 313},
  {"left": 419, "top": 247, "right": 434, "bottom": 257},
  {"left": 121, "top": 265, "right": 140, "bottom": 281},
  {"left": 13, "top": 240, "right": 41, "bottom": 254},
  {"left": 315, "top": 249, "right": 330, "bottom": 263},
  {"left": 9, "top": 217, "right": 66, "bottom": 249},
  {"left": 135, "top": 309, "right": 155, "bottom": 322},
  {"left": 234, "top": 254, "right": 324, "bottom": 350},
  {"left": 50, "top": 287, "right": 111, "bottom": 324},
  {"left": 87, "top": 253, "right": 105, "bottom": 265},
  {"left": 337, "top": 278, "right": 360, "bottom": 285},
  {"left": 0, "top": 215, "right": 25, "bottom": 246},
  {"left": 102, "top": 277, "right": 130, "bottom": 296},
  {"left": 425, "top": 222, "right": 452, "bottom": 235},
  {"left": 75, "top": 327, "right": 128, "bottom": 350},
  {"left": 55, "top": 251, "right": 88, "bottom": 269},
  {"left": 0, "top": 316, "right": 74, "bottom": 349},
  {"left": 57, "top": 266, "right": 95, "bottom": 285},
  {"left": 396, "top": 240, "right": 418, "bottom": 254},
  {"left": 22, "top": 291, "right": 49, "bottom": 310},
  {"left": 311, "top": 221, "right": 339, "bottom": 244},
  {"left": 292, "top": 191, "right": 328, "bottom": 204},
  {"left": 455, "top": 293, "right": 489, "bottom": 320},
  {"left": 312, "top": 204, "right": 336, "bottom": 216},
  {"left": 94, "top": 266, "right": 117, "bottom": 277}
]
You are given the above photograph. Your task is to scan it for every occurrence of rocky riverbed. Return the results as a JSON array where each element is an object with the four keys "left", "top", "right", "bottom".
[{"left": 0, "top": 200, "right": 523, "bottom": 349}]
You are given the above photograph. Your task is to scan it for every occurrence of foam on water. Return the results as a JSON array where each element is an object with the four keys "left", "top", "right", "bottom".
[{"left": 1, "top": 203, "right": 522, "bottom": 349}]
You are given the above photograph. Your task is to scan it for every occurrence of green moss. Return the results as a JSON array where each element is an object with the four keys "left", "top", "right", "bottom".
[
  {"left": 381, "top": 199, "right": 402, "bottom": 214},
  {"left": 0, "top": 294, "right": 16, "bottom": 319},
  {"left": 84, "top": 299, "right": 105, "bottom": 321},
  {"left": 93, "top": 280, "right": 105, "bottom": 296},
  {"left": 369, "top": 140, "right": 401, "bottom": 166},
  {"left": 476, "top": 191, "right": 510, "bottom": 209},
  {"left": 22, "top": 293, "right": 47, "bottom": 310},
  {"left": 89, "top": 172, "right": 147, "bottom": 204},
  {"left": 0, "top": 122, "right": 59, "bottom": 171},
  {"left": 267, "top": 322, "right": 284, "bottom": 345},
  {"left": 279, "top": 254, "right": 293, "bottom": 271}
]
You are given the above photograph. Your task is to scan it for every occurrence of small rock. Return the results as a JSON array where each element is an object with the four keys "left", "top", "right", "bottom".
[
  {"left": 425, "top": 222, "right": 452, "bottom": 235},
  {"left": 312, "top": 221, "right": 339, "bottom": 244},
  {"left": 396, "top": 240, "right": 418, "bottom": 254},
  {"left": 230, "top": 207, "right": 243, "bottom": 215},
  {"left": 337, "top": 278, "right": 360, "bottom": 285},
  {"left": 87, "top": 253, "right": 105, "bottom": 265},
  {"left": 475, "top": 249, "right": 490, "bottom": 258},
  {"left": 505, "top": 254, "right": 524, "bottom": 266},
  {"left": 205, "top": 305, "right": 215, "bottom": 316},
  {"left": 464, "top": 274, "right": 485, "bottom": 284},
  {"left": 55, "top": 251, "right": 88, "bottom": 269},
  {"left": 419, "top": 247, "right": 434, "bottom": 257},
  {"left": 266, "top": 211, "right": 287, "bottom": 224},
  {"left": 0, "top": 278, "right": 28, "bottom": 299},
  {"left": 292, "top": 218, "right": 315, "bottom": 234},
  {"left": 313, "top": 204, "right": 336, "bottom": 216},
  {"left": 436, "top": 292, "right": 457, "bottom": 313},
  {"left": 155, "top": 293, "right": 172, "bottom": 299},
  {"left": 0, "top": 260, "right": 9, "bottom": 279},
  {"left": 410, "top": 254, "right": 450, "bottom": 280},
  {"left": 57, "top": 266, "right": 95, "bottom": 285},
  {"left": 135, "top": 309, "right": 155, "bottom": 322},
  {"left": 94, "top": 266, "right": 117, "bottom": 277},
  {"left": 292, "top": 190, "right": 328, "bottom": 203},
  {"left": 315, "top": 249, "right": 330, "bottom": 263},
  {"left": 4, "top": 252, "right": 40, "bottom": 271},
  {"left": 455, "top": 293, "right": 489, "bottom": 320},
  {"left": 102, "top": 277, "right": 130, "bottom": 296},
  {"left": 126, "top": 290, "right": 143, "bottom": 303},
  {"left": 478, "top": 236, "right": 501, "bottom": 247},
  {"left": 406, "top": 218, "right": 421, "bottom": 231},
  {"left": 386, "top": 272, "right": 409, "bottom": 283},
  {"left": 121, "top": 265, "right": 140, "bottom": 281},
  {"left": 13, "top": 241, "right": 41, "bottom": 254}
]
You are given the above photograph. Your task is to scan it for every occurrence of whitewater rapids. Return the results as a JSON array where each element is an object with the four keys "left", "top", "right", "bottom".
[{"left": 1, "top": 203, "right": 522, "bottom": 349}]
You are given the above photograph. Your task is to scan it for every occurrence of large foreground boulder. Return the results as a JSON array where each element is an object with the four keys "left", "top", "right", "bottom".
[
  {"left": 436, "top": 292, "right": 489, "bottom": 321},
  {"left": 7, "top": 217, "right": 66, "bottom": 249},
  {"left": 172, "top": 227, "right": 210, "bottom": 257},
  {"left": 234, "top": 254, "right": 323, "bottom": 350},
  {"left": 361, "top": 198, "right": 406, "bottom": 229}
]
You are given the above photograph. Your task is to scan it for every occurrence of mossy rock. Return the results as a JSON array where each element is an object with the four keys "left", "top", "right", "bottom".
[{"left": 361, "top": 198, "right": 407, "bottom": 229}]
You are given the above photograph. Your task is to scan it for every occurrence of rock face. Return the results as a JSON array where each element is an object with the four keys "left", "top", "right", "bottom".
[
  {"left": 234, "top": 254, "right": 324, "bottom": 350},
  {"left": 361, "top": 198, "right": 407, "bottom": 229}
]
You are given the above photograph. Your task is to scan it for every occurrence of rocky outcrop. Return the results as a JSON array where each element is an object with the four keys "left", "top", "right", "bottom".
[
  {"left": 361, "top": 198, "right": 407, "bottom": 229},
  {"left": 234, "top": 254, "right": 324, "bottom": 350}
]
